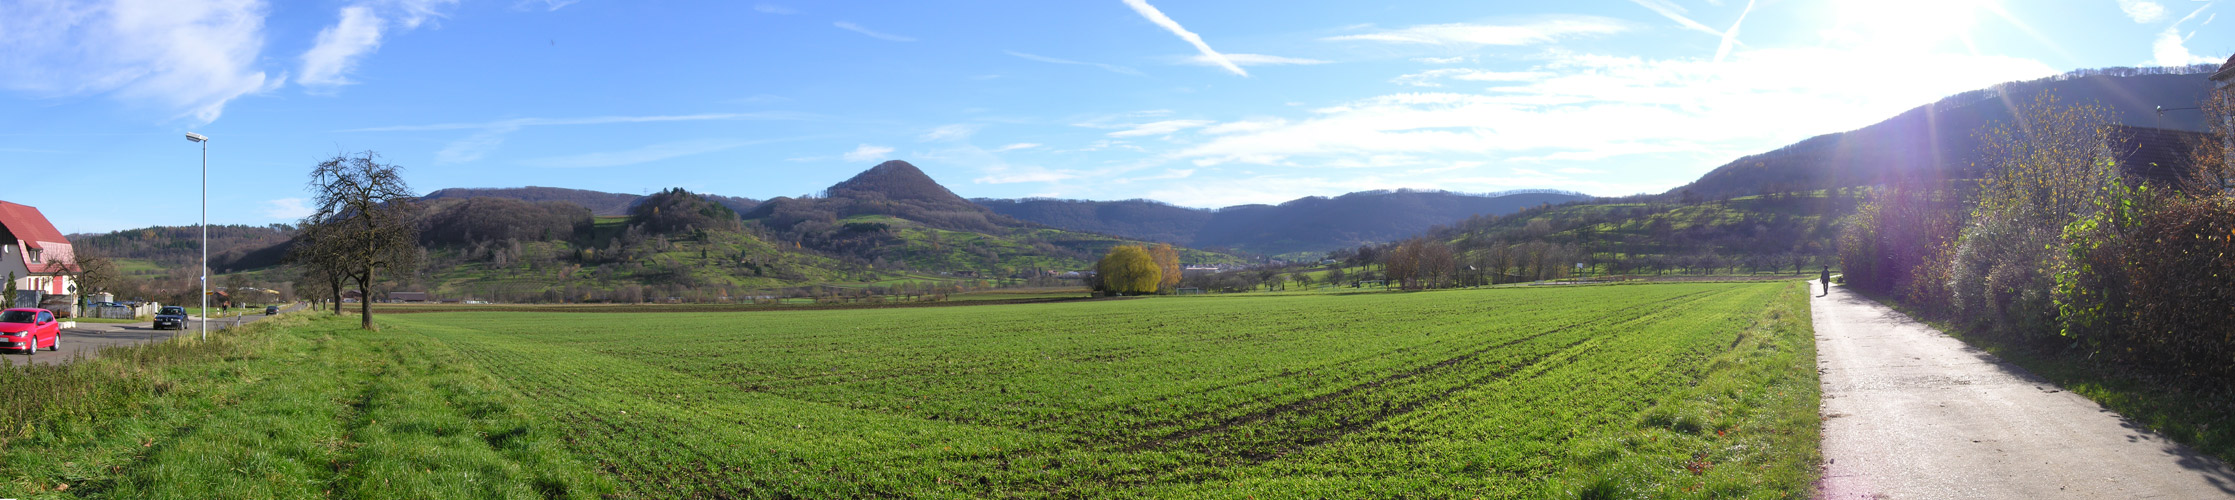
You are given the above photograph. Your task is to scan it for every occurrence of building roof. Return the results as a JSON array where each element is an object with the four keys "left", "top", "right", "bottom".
[
  {"left": 2216, "top": 54, "right": 2235, "bottom": 82},
  {"left": 0, "top": 201, "right": 75, "bottom": 274},
  {"left": 0, "top": 202, "right": 67, "bottom": 250}
]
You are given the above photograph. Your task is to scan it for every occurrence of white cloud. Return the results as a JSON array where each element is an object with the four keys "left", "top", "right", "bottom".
[
  {"left": 343, "top": 112, "right": 806, "bottom": 132},
  {"left": 0, "top": 0, "right": 277, "bottom": 123},
  {"left": 1202, "top": 119, "right": 1287, "bottom": 135},
  {"left": 1392, "top": 69, "right": 1553, "bottom": 87},
  {"left": 1120, "top": 0, "right": 1246, "bottom": 76},
  {"left": 1627, "top": 0, "right": 1752, "bottom": 62},
  {"left": 514, "top": 0, "right": 578, "bottom": 11},
  {"left": 753, "top": 3, "right": 795, "bottom": 14},
  {"left": 352, "top": 112, "right": 813, "bottom": 164},
  {"left": 974, "top": 166, "right": 1079, "bottom": 184},
  {"left": 1107, "top": 119, "right": 1214, "bottom": 138},
  {"left": 1120, "top": 168, "right": 1196, "bottom": 183},
  {"left": 842, "top": 144, "right": 895, "bottom": 162},
  {"left": 835, "top": 21, "right": 914, "bottom": 42},
  {"left": 434, "top": 124, "right": 516, "bottom": 164},
  {"left": 1413, "top": 56, "right": 1468, "bottom": 64},
  {"left": 298, "top": 6, "right": 384, "bottom": 88},
  {"left": 1324, "top": 18, "right": 1626, "bottom": 46},
  {"left": 1164, "top": 48, "right": 2055, "bottom": 175},
  {"left": 994, "top": 143, "right": 1041, "bottom": 152},
  {"left": 1005, "top": 50, "right": 1143, "bottom": 76},
  {"left": 1627, "top": 0, "right": 1724, "bottom": 39},
  {"left": 298, "top": 0, "right": 459, "bottom": 90},
  {"left": 519, "top": 138, "right": 773, "bottom": 168},
  {"left": 2150, "top": 26, "right": 2220, "bottom": 66},
  {"left": 262, "top": 198, "right": 314, "bottom": 220},
  {"left": 920, "top": 123, "right": 980, "bottom": 142},
  {"left": 2117, "top": 0, "right": 2168, "bottom": 23},
  {"left": 1180, "top": 53, "right": 1328, "bottom": 66}
]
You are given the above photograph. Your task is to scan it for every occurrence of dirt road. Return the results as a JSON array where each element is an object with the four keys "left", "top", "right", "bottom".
[
  {"left": 2, "top": 304, "right": 304, "bottom": 366},
  {"left": 1811, "top": 280, "right": 2235, "bottom": 499}
]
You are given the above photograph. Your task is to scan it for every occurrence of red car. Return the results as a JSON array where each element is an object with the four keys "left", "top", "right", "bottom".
[{"left": 0, "top": 308, "right": 59, "bottom": 354}]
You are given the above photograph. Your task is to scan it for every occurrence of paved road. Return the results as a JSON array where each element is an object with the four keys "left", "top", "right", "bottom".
[
  {"left": 1811, "top": 280, "right": 2235, "bottom": 499},
  {"left": 2, "top": 303, "right": 305, "bottom": 366}
]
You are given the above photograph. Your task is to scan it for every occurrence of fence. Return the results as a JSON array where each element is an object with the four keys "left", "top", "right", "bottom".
[{"left": 86, "top": 303, "right": 159, "bottom": 320}]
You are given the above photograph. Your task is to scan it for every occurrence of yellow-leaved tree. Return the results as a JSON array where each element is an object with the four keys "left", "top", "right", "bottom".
[
  {"left": 1097, "top": 245, "right": 1160, "bottom": 296},
  {"left": 1148, "top": 243, "right": 1181, "bottom": 293}
]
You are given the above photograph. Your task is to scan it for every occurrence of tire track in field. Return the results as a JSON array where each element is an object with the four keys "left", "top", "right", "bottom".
[
  {"left": 1086, "top": 289, "right": 1723, "bottom": 448},
  {"left": 1115, "top": 288, "right": 1736, "bottom": 461},
  {"left": 408, "top": 319, "right": 991, "bottom": 499},
  {"left": 1096, "top": 287, "right": 1761, "bottom": 493}
]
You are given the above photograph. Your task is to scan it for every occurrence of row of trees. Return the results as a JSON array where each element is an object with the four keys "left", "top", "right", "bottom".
[{"left": 1841, "top": 90, "right": 2235, "bottom": 380}]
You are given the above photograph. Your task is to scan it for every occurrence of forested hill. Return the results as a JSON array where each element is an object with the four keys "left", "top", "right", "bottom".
[
  {"left": 1670, "top": 66, "right": 2221, "bottom": 201},
  {"left": 970, "top": 198, "right": 1209, "bottom": 246},
  {"left": 744, "top": 160, "right": 1019, "bottom": 233},
  {"left": 70, "top": 225, "right": 294, "bottom": 273},
  {"left": 420, "top": 186, "right": 759, "bottom": 216},
  {"left": 978, "top": 190, "right": 1589, "bottom": 256}
]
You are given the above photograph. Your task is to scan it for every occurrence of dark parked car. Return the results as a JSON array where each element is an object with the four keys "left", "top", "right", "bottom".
[
  {"left": 265, "top": 305, "right": 279, "bottom": 315},
  {"left": 154, "top": 306, "right": 188, "bottom": 330}
]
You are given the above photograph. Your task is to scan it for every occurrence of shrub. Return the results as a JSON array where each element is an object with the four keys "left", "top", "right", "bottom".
[
  {"left": 1949, "top": 211, "right": 2061, "bottom": 339},
  {"left": 1838, "top": 186, "right": 1964, "bottom": 303},
  {"left": 2050, "top": 180, "right": 2153, "bottom": 349},
  {"left": 2121, "top": 195, "right": 2235, "bottom": 377}
]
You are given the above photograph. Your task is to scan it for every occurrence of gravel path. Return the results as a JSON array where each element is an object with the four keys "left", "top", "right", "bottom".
[{"left": 1811, "top": 280, "right": 2235, "bottom": 499}]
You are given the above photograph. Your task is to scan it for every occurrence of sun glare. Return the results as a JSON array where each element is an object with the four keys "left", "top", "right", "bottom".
[{"left": 1827, "top": 0, "right": 1997, "bottom": 52}]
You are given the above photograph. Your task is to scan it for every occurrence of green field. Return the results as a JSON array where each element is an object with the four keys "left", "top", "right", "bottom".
[{"left": 0, "top": 282, "right": 1819, "bottom": 498}]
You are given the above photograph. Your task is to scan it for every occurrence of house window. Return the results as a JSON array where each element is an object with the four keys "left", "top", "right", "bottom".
[{"left": 28, "top": 249, "right": 40, "bottom": 262}]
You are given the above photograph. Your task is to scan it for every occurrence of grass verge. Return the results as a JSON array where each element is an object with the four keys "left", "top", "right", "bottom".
[{"left": 0, "top": 313, "right": 611, "bottom": 498}]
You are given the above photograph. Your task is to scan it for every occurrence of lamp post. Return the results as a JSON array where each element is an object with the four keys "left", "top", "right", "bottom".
[{"left": 184, "top": 132, "right": 207, "bottom": 342}]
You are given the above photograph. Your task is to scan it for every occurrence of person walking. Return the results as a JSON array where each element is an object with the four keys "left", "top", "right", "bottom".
[{"left": 1819, "top": 266, "right": 1832, "bottom": 297}]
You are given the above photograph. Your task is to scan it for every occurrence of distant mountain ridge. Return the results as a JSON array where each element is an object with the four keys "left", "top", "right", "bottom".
[
  {"left": 1670, "top": 68, "right": 2222, "bottom": 200},
  {"left": 433, "top": 165, "right": 1583, "bottom": 256},
  {"left": 421, "top": 186, "right": 759, "bottom": 216},
  {"left": 978, "top": 189, "right": 1590, "bottom": 255}
]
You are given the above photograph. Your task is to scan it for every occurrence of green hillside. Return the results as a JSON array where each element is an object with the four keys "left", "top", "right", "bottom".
[
  {"left": 831, "top": 214, "right": 1244, "bottom": 274},
  {"left": 1419, "top": 189, "right": 1863, "bottom": 276}
]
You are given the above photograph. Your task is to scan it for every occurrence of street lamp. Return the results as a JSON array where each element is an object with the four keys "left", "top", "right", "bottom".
[{"left": 184, "top": 132, "right": 207, "bottom": 342}]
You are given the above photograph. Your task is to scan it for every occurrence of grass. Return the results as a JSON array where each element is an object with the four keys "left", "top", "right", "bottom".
[
  {"left": 0, "top": 313, "right": 612, "bottom": 498},
  {"left": 0, "top": 282, "right": 1821, "bottom": 498}
]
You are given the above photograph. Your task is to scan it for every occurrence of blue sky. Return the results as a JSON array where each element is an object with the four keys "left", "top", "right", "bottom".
[{"left": 1, "top": 0, "right": 2228, "bottom": 234}]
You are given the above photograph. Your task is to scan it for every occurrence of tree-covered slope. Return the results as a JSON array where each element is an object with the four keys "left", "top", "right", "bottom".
[{"left": 979, "top": 189, "right": 1588, "bottom": 256}]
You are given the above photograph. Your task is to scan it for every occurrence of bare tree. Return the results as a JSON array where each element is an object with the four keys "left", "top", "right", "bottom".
[
  {"left": 302, "top": 151, "right": 420, "bottom": 329},
  {"left": 71, "top": 247, "right": 118, "bottom": 299},
  {"left": 286, "top": 222, "right": 348, "bottom": 314}
]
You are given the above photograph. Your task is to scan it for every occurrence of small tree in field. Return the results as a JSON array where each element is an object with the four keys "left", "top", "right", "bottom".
[
  {"left": 1096, "top": 245, "right": 1160, "bottom": 296},
  {"left": 1148, "top": 243, "right": 1181, "bottom": 293}
]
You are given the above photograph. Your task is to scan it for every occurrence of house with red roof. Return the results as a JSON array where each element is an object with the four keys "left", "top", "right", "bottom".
[{"left": 0, "top": 201, "right": 80, "bottom": 298}]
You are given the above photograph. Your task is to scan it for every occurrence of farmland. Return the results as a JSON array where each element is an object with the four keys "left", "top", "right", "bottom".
[{"left": 0, "top": 282, "right": 1818, "bottom": 498}]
